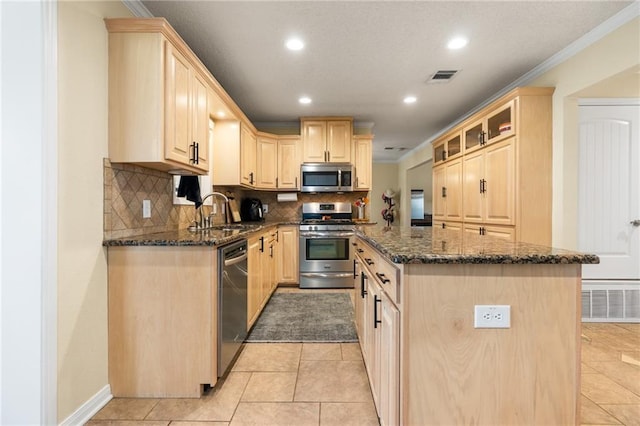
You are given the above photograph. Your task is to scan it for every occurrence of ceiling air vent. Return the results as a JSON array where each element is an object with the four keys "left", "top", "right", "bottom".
[{"left": 427, "top": 70, "right": 459, "bottom": 84}]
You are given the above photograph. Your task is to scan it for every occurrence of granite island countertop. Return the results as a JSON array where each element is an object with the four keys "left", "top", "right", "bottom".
[{"left": 355, "top": 225, "right": 599, "bottom": 265}]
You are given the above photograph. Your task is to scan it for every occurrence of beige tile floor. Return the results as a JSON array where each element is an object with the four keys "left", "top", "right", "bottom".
[
  {"left": 88, "top": 292, "right": 639, "bottom": 425},
  {"left": 580, "top": 322, "right": 640, "bottom": 426}
]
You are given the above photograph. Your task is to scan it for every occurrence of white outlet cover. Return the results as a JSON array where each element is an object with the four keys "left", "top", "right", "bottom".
[
  {"left": 474, "top": 305, "right": 511, "bottom": 328},
  {"left": 142, "top": 199, "right": 151, "bottom": 218}
]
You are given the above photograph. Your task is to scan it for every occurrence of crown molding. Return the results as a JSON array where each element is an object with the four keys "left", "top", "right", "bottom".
[{"left": 121, "top": 0, "right": 153, "bottom": 18}]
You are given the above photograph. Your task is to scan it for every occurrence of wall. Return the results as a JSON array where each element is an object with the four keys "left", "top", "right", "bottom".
[
  {"left": 371, "top": 163, "right": 399, "bottom": 225},
  {"left": 57, "top": 1, "right": 131, "bottom": 422},
  {"left": 1, "top": 1, "right": 54, "bottom": 423},
  {"left": 529, "top": 16, "right": 640, "bottom": 249},
  {"left": 398, "top": 136, "right": 433, "bottom": 227},
  {"left": 407, "top": 161, "right": 433, "bottom": 216}
]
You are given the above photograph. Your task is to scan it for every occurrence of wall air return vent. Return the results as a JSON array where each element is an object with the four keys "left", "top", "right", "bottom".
[
  {"left": 581, "top": 281, "right": 640, "bottom": 322},
  {"left": 427, "top": 70, "right": 459, "bottom": 84}
]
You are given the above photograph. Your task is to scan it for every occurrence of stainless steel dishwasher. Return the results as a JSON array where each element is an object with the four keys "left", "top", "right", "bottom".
[{"left": 218, "top": 239, "right": 248, "bottom": 377}]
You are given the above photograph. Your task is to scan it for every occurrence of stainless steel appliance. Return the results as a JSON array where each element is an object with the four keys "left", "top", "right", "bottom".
[
  {"left": 299, "top": 202, "right": 355, "bottom": 288},
  {"left": 218, "top": 239, "right": 248, "bottom": 376},
  {"left": 300, "top": 163, "right": 354, "bottom": 192}
]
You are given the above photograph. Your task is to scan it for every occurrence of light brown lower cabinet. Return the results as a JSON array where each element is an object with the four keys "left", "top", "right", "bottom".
[
  {"left": 107, "top": 246, "right": 217, "bottom": 398},
  {"left": 354, "top": 240, "right": 401, "bottom": 426},
  {"left": 354, "top": 236, "right": 581, "bottom": 425},
  {"left": 247, "top": 228, "right": 279, "bottom": 330}
]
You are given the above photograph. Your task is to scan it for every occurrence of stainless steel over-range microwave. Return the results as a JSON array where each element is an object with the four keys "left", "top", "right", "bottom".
[{"left": 300, "top": 163, "right": 354, "bottom": 193}]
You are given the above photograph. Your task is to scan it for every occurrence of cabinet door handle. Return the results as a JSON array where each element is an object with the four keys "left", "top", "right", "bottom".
[
  {"left": 479, "top": 179, "right": 483, "bottom": 194},
  {"left": 259, "top": 236, "right": 264, "bottom": 252},
  {"left": 483, "top": 179, "right": 487, "bottom": 193},
  {"left": 442, "top": 223, "right": 446, "bottom": 229},
  {"left": 631, "top": 220, "right": 640, "bottom": 227},
  {"left": 327, "top": 151, "right": 330, "bottom": 162},
  {"left": 357, "top": 248, "right": 364, "bottom": 253},
  {"left": 442, "top": 187, "right": 447, "bottom": 198},
  {"left": 295, "top": 177, "right": 298, "bottom": 188},
  {"left": 194, "top": 142, "right": 199, "bottom": 164},
  {"left": 360, "top": 272, "right": 368, "bottom": 298},
  {"left": 376, "top": 272, "right": 390, "bottom": 284},
  {"left": 374, "top": 295, "right": 382, "bottom": 328},
  {"left": 353, "top": 259, "right": 358, "bottom": 279},
  {"left": 249, "top": 172, "right": 254, "bottom": 185},
  {"left": 269, "top": 245, "right": 273, "bottom": 257},
  {"left": 276, "top": 177, "right": 278, "bottom": 188},
  {"left": 189, "top": 142, "right": 196, "bottom": 164},
  {"left": 365, "top": 258, "right": 374, "bottom": 265}
]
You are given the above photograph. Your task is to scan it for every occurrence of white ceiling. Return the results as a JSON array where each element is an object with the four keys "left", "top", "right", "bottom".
[{"left": 139, "top": 0, "right": 633, "bottom": 162}]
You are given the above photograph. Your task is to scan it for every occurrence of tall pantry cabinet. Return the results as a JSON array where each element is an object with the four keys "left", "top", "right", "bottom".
[{"left": 432, "top": 87, "right": 553, "bottom": 246}]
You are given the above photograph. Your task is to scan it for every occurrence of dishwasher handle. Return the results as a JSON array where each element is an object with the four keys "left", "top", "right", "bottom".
[{"left": 225, "top": 252, "right": 247, "bottom": 267}]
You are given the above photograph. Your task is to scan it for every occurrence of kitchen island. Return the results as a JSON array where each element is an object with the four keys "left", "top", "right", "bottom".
[{"left": 352, "top": 225, "right": 597, "bottom": 426}]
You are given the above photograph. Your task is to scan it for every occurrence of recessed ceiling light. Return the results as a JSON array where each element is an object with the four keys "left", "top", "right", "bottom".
[
  {"left": 403, "top": 96, "right": 417, "bottom": 104},
  {"left": 299, "top": 96, "right": 312, "bottom": 104},
  {"left": 285, "top": 38, "right": 304, "bottom": 51},
  {"left": 447, "top": 37, "right": 468, "bottom": 50}
]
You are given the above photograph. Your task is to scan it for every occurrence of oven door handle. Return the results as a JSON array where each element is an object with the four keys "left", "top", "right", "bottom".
[
  {"left": 299, "top": 231, "right": 354, "bottom": 238},
  {"left": 299, "top": 272, "right": 354, "bottom": 278}
]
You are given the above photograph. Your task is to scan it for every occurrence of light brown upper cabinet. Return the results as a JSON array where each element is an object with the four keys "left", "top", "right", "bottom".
[
  {"left": 353, "top": 135, "right": 373, "bottom": 190},
  {"left": 463, "top": 100, "right": 515, "bottom": 155},
  {"left": 302, "top": 118, "right": 352, "bottom": 163},
  {"left": 240, "top": 124, "right": 257, "bottom": 187},
  {"left": 255, "top": 134, "right": 300, "bottom": 190},
  {"left": 106, "top": 19, "right": 211, "bottom": 174},
  {"left": 432, "top": 158, "right": 463, "bottom": 223},
  {"left": 432, "top": 130, "right": 462, "bottom": 165},
  {"left": 462, "top": 138, "right": 515, "bottom": 226},
  {"left": 277, "top": 136, "right": 301, "bottom": 190},
  {"left": 255, "top": 134, "right": 277, "bottom": 189}
]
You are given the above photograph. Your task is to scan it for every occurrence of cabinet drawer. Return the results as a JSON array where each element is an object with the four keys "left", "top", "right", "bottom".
[
  {"left": 355, "top": 239, "right": 400, "bottom": 305},
  {"left": 372, "top": 254, "right": 399, "bottom": 305}
]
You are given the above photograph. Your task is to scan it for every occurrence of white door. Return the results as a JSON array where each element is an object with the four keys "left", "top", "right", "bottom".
[{"left": 578, "top": 102, "right": 640, "bottom": 281}]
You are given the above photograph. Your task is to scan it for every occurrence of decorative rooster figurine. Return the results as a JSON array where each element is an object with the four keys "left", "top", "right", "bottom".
[{"left": 381, "top": 189, "right": 396, "bottom": 227}]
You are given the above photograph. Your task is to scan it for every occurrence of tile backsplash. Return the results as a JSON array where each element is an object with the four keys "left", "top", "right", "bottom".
[
  {"left": 104, "top": 158, "right": 371, "bottom": 239},
  {"left": 103, "top": 159, "right": 195, "bottom": 239}
]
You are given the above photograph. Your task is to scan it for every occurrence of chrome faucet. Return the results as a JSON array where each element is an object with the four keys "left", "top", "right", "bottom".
[{"left": 196, "top": 192, "right": 230, "bottom": 228}]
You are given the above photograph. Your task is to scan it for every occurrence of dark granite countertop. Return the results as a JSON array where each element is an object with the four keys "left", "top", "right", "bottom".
[
  {"left": 102, "top": 222, "right": 297, "bottom": 247},
  {"left": 355, "top": 225, "right": 599, "bottom": 265}
]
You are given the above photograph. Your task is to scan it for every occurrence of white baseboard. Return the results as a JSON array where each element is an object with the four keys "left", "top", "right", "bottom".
[{"left": 59, "top": 385, "right": 112, "bottom": 426}]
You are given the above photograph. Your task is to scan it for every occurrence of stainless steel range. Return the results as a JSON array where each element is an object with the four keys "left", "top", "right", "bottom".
[{"left": 299, "top": 202, "right": 355, "bottom": 289}]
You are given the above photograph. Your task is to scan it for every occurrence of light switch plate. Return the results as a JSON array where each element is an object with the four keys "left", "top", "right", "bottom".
[
  {"left": 474, "top": 305, "right": 510, "bottom": 328},
  {"left": 142, "top": 199, "right": 151, "bottom": 218}
]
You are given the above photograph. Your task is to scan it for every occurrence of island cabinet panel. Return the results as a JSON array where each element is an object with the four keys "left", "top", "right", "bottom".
[
  {"left": 108, "top": 247, "right": 217, "bottom": 398},
  {"left": 354, "top": 237, "right": 401, "bottom": 426},
  {"left": 401, "top": 263, "right": 581, "bottom": 425}
]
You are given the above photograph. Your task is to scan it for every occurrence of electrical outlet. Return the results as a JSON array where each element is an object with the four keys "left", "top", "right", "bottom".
[
  {"left": 142, "top": 199, "right": 151, "bottom": 218},
  {"left": 474, "top": 305, "right": 510, "bottom": 328},
  {"left": 263, "top": 203, "right": 269, "bottom": 214}
]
